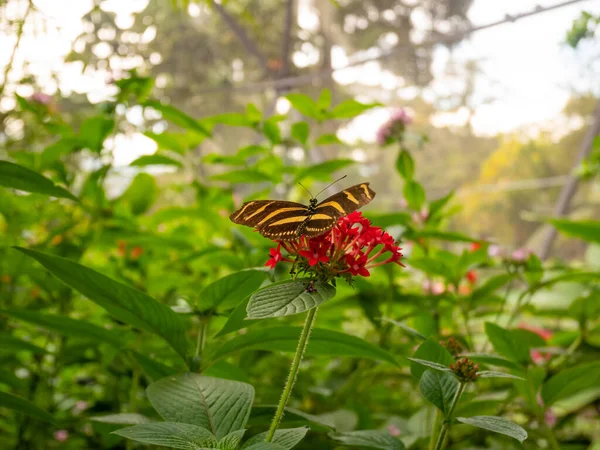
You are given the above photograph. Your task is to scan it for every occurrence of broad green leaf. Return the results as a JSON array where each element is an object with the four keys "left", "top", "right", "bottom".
[
  {"left": 407, "top": 358, "right": 452, "bottom": 374},
  {"left": 119, "top": 173, "right": 157, "bottom": 215},
  {"left": 410, "top": 338, "right": 455, "bottom": 380},
  {"left": 91, "top": 413, "right": 152, "bottom": 425},
  {"left": 408, "top": 229, "right": 476, "bottom": 243},
  {"left": 203, "top": 361, "right": 250, "bottom": 383},
  {"left": 206, "top": 113, "right": 255, "bottom": 128},
  {"left": 214, "top": 296, "right": 259, "bottom": 337},
  {"left": 146, "top": 374, "right": 254, "bottom": 440},
  {"left": 113, "top": 422, "right": 217, "bottom": 449},
  {"left": 218, "top": 429, "right": 246, "bottom": 450},
  {"left": 242, "top": 427, "right": 309, "bottom": 449},
  {"left": 199, "top": 269, "right": 267, "bottom": 312},
  {"left": 0, "top": 334, "right": 46, "bottom": 354},
  {"left": 419, "top": 370, "right": 459, "bottom": 415},
  {"left": 0, "top": 160, "right": 77, "bottom": 201},
  {"left": 211, "top": 170, "right": 272, "bottom": 184},
  {"left": 403, "top": 180, "right": 425, "bottom": 210},
  {"left": 428, "top": 191, "right": 454, "bottom": 219},
  {"left": 484, "top": 323, "right": 544, "bottom": 364},
  {"left": 244, "top": 444, "right": 286, "bottom": 450},
  {"left": 381, "top": 318, "right": 426, "bottom": 340},
  {"left": 211, "top": 327, "right": 398, "bottom": 366},
  {"left": 549, "top": 218, "right": 600, "bottom": 244},
  {"left": 130, "top": 154, "right": 183, "bottom": 168},
  {"left": 79, "top": 116, "right": 115, "bottom": 152},
  {"left": 469, "top": 274, "right": 513, "bottom": 303},
  {"left": 285, "top": 94, "right": 321, "bottom": 119},
  {"left": 0, "top": 391, "right": 54, "bottom": 423},
  {"left": 1, "top": 309, "right": 123, "bottom": 348},
  {"left": 144, "top": 131, "right": 199, "bottom": 154},
  {"left": 396, "top": 150, "right": 414, "bottom": 180},
  {"left": 14, "top": 248, "right": 189, "bottom": 364},
  {"left": 317, "top": 88, "right": 332, "bottom": 111},
  {"left": 145, "top": 100, "right": 210, "bottom": 136},
  {"left": 407, "top": 257, "right": 453, "bottom": 279},
  {"left": 247, "top": 279, "right": 335, "bottom": 319},
  {"left": 263, "top": 119, "right": 281, "bottom": 144},
  {"left": 295, "top": 159, "right": 355, "bottom": 182},
  {"left": 330, "top": 430, "right": 405, "bottom": 450},
  {"left": 456, "top": 416, "right": 527, "bottom": 443},
  {"left": 246, "top": 103, "right": 262, "bottom": 123},
  {"left": 477, "top": 371, "right": 524, "bottom": 380},
  {"left": 460, "top": 353, "right": 521, "bottom": 371},
  {"left": 328, "top": 99, "right": 380, "bottom": 119},
  {"left": 541, "top": 361, "right": 600, "bottom": 406},
  {"left": 249, "top": 406, "right": 334, "bottom": 431},
  {"left": 126, "top": 350, "right": 179, "bottom": 382},
  {"left": 291, "top": 122, "right": 309, "bottom": 145},
  {"left": 568, "top": 292, "right": 600, "bottom": 321},
  {"left": 315, "top": 134, "right": 343, "bottom": 145}
]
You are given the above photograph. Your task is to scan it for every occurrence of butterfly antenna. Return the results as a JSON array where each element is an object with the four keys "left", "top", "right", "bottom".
[
  {"left": 297, "top": 181, "right": 314, "bottom": 199},
  {"left": 314, "top": 175, "right": 347, "bottom": 198}
]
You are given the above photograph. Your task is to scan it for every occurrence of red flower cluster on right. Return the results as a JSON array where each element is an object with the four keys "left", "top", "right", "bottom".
[{"left": 265, "top": 212, "right": 404, "bottom": 283}]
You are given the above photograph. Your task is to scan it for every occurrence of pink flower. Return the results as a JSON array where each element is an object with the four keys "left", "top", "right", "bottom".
[
  {"left": 387, "top": 424, "right": 401, "bottom": 437},
  {"left": 376, "top": 108, "right": 411, "bottom": 145},
  {"left": 54, "top": 430, "right": 69, "bottom": 442},
  {"left": 519, "top": 323, "right": 553, "bottom": 364},
  {"left": 511, "top": 248, "right": 531, "bottom": 262},
  {"left": 30, "top": 92, "right": 52, "bottom": 105}
]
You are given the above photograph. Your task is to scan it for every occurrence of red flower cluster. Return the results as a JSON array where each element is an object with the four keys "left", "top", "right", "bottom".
[{"left": 264, "top": 212, "right": 404, "bottom": 281}]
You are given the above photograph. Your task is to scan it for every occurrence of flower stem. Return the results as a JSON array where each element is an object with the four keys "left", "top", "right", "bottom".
[
  {"left": 433, "top": 381, "right": 466, "bottom": 450},
  {"left": 266, "top": 307, "right": 318, "bottom": 442}
]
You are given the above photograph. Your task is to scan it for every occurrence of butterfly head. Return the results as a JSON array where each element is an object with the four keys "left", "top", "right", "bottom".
[{"left": 309, "top": 198, "right": 318, "bottom": 207}]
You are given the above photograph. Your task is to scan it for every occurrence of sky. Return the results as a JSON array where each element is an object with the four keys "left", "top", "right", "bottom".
[{"left": 1, "top": 0, "right": 599, "bottom": 164}]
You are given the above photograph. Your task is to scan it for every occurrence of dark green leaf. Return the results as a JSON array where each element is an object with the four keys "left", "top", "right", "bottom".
[
  {"left": 126, "top": 350, "right": 179, "bottom": 382},
  {"left": 456, "top": 416, "right": 527, "bottom": 443},
  {"left": 14, "top": 248, "right": 189, "bottom": 364},
  {"left": 119, "top": 173, "right": 157, "bottom": 215},
  {"left": 396, "top": 150, "right": 414, "bottom": 180},
  {"left": 219, "top": 429, "right": 247, "bottom": 450},
  {"left": 147, "top": 374, "right": 254, "bottom": 440},
  {"left": 199, "top": 269, "right": 267, "bottom": 312},
  {"left": 91, "top": 413, "right": 152, "bottom": 425},
  {"left": 460, "top": 353, "right": 521, "bottom": 371},
  {"left": 470, "top": 274, "right": 513, "bottom": 303},
  {"left": 263, "top": 119, "right": 281, "bottom": 144},
  {"left": 403, "top": 181, "right": 425, "bottom": 210},
  {"left": 241, "top": 427, "right": 309, "bottom": 449},
  {"left": 381, "top": 318, "right": 426, "bottom": 340},
  {"left": 484, "top": 323, "right": 544, "bottom": 364},
  {"left": 410, "top": 338, "right": 455, "bottom": 380},
  {"left": 0, "top": 391, "right": 54, "bottom": 423},
  {"left": 214, "top": 296, "right": 259, "bottom": 337},
  {"left": 247, "top": 279, "right": 335, "bottom": 319},
  {"left": 477, "top": 371, "right": 524, "bottom": 380},
  {"left": 330, "top": 430, "right": 405, "bottom": 450},
  {"left": 407, "top": 358, "right": 452, "bottom": 374},
  {"left": 0, "top": 160, "right": 78, "bottom": 201},
  {"left": 541, "top": 361, "right": 600, "bottom": 406},
  {"left": 549, "top": 218, "right": 600, "bottom": 244},
  {"left": 0, "top": 334, "right": 46, "bottom": 354},
  {"left": 113, "top": 422, "right": 217, "bottom": 449},
  {"left": 79, "top": 116, "right": 115, "bottom": 152},
  {"left": 211, "top": 327, "right": 398, "bottom": 366},
  {"left": 419, "top": 370, "right": 459, "bottom": 415}
]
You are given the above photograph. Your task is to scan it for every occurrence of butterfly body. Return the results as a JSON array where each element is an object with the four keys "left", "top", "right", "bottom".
[{"left": 229, "top": 183, "right": 376, "bottom": 240}]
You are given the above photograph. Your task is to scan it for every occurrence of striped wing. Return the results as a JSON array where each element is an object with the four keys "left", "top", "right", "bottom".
[
  {"left": 229, "top": 200, "right": 309, "bottom": 240},
  {"left": 304, "top": 183, "right": 376, "bottom": 237}
]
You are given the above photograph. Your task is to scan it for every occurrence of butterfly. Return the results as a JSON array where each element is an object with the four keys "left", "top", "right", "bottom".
[{"left": 229, "top": 181, "right": 376, "bottom": 241}]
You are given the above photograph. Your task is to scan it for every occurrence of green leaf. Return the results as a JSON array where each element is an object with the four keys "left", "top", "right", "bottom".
[
  {"left": 246, "top": 103, "right": 262, "bottom": 123},
  {"left": 410, "top": 338, "right": 455, "bottom": 380},
  {"left": 329, "top": 430, "right": 405, "bottom": 450},
  {"left": 0, "top": 334, "right": 46, "bottom": 354},
  {"left": 0, "top": 160, "right": 78, "bottom": 201},
  {"left": 296, "top": 159, "right": 355, "bottom": 182},
  {"left": 315, "top": 134, "right": 343, "bottom": 146},
  {"left": 317, "top": 89, "right": 332, "bottom": 111},
  {"left": 144, "top": 131, "right": 200, "bottom": 155},
  {"left": 1, "top": 309, "right": 123, "bottom": 348},
  {"left": 428, "top": 191, "right": 454, "bottom": 219},
  {"left": 247, "top": 279, "right": 335, "bottom": 319},
  {"left": 286, "top": 94, "right": 321, "bottom": 120},
  {"left": 541, "top": 361, "right": 600, "bottom": 406},
  {"left": 408, "top": 257, "right": 453, "bottom": 279},
  {"left": 130, "top": 154, "right": 183, "bottom": 168},
  {"left": 549, "top": 218, "right": 600, "bottom": 244},
  {"left": 91, "top": 413, "right": 152, "bottom": 425},
  {"left": 456, "top": 416, "right": 527, "bottom": 443},
  {"left": 250, "top": 406, "right": 334, "bottom": 431},
  {"left": 241, "top": 427, "right": 309, "bottom": 449},
  {"left": 291, "top": 122, "right": 309, "bottom": 145},
  {"left": 211, "top": 170, "right": 272, "bottom": 184},
  {"left": 381, "top": 318, "right": 427, "bottom": 340},
  {"left": 146, "top": 374, "right": 254, "bottom": 440},
  {"left": 477, "top": 371, "right": 524, "bottom": 380},
  {"left": 206, "top": 113, "right": 256, "bottom": 128},
  {"left": 14, "top": 248, "right": 190, "bottom": 365},
  {"left": 407, "top": 358, "right": 452, "bottom": 374},
  {"left": 214, "top": 296, "right": 259, "bottom": 337},
  {"left": 484, "top": 323, "right": 544, "bottom": 364},
  {"left": 403, "top": 180, "right": 425, "bottom": 210},
  {"left": 126, "top": 350, "right": 179, "bottom": 382},
  {"left": 263, "top": 119, "right": 281, "bottom": 144},
  {"left": 328, "top": 99, "right": 380, "bottom": 119},
  {"left": 408, "top": 230, "right": 476, "bottom": 243},
  {"left": 469, "top": 274, "right": 513, "bottom": 303},
  {"left": 199, "top": 269, "right": 267, "bottom": 312},
  {"left": 218, "top": 430, "right": 247, "bottom": 450},
  {"left": 79, "top": 116, "right": 115, "bottom": 152},
  {"left": 119, "top": 173, "right": 157, "bottom": 215},
  {"left": 460, "top": 353, "right": 521, "bottom": 371},
  {"left": 419, "top": 370, "right": 459, "bottom": 415},
  {"left": 203, "top": 361, "right": 250, "bottom": 383},
  {"left": 113, "top": 422, "right": 217, "bottom": 449},
  {"left": 145, "top": 100, "right": 210, "bottom": 136},
  {"left": 0, "top": 391, "right": 54, "bottom": 423},
  {"left": 244, "top": 444, "right": 286, "bottom": 450},
  {"left": 396, "top": 150, "right": 414, "bottom": 180},
  {"left": 211, "top": 327, "right": 398, "bottom": 366}
]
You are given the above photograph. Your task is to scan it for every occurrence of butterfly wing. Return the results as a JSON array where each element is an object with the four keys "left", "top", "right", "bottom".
[
  {"left": 303, "top": 183, "right": 376, "bottom": 237},
  {"left": 230, "top": 200, "right": 309, "bottom": 239}
]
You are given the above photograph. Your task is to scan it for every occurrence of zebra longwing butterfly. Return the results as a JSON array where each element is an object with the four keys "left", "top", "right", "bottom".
[{"left": 229, "top": 182, "right": 376, "bottom": 240}]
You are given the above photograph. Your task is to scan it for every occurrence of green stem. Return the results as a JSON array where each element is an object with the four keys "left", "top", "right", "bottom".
[
  {"left": 540, "top": 416, "right": 560, "bottom": 450},
  {"left": 433, "top": 382, "right": 466, "bottom": 450},
  {"left": 429, "top": 410, "right": 444, "bottom": 450},
  {"left": 266, "top": 307, "right": 318, "bottom": 442}
]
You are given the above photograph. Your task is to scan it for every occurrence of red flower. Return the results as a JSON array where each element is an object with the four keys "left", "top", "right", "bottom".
[
  {"left": 265, "top": 244, "right": 283, "bottom": 269},
  {"left": 470, "top": 242, "right": 482, "bottom": 252},
  {"left": 466, "top": 270, "right": 477, "bottom": 284},
  {"left": 263, "top": 212, "right": 403, "bottom": 282},
  {"left": 345, "top": 253, "right": 370, "bottom": 277}
]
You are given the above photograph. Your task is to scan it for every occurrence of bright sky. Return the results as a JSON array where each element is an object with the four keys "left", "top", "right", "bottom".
[{"left": 1, "top": 0, "right": 599, "bottom": 164}]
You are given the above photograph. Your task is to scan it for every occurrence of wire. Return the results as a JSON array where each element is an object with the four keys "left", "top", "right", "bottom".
[{"left": 197, "top": 0, "right": 591, "bottom": 95}]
